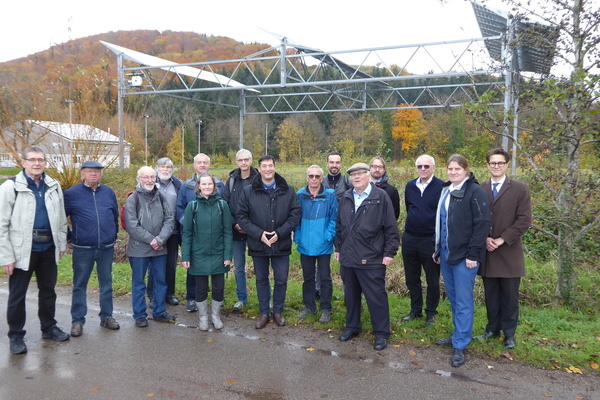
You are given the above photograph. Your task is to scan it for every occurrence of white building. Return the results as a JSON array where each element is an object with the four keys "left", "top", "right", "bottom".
[{"left": 0, "top": 120, "right": 130, "bottom": 169}]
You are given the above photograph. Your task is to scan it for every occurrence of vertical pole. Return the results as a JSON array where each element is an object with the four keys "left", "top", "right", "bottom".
[
  {"left": 239, "top": 91, "right": 245, "bottom": 150},
  {"left": 117, "top": 54, "right": 125, "bottom": 171},
  {"left": 511, "top": 75, "right": 520, "bottom": 176},
  {"left": 181, "top": 125, "right": 185, "bottom": 167},
  {"left": 144, "top": 115, "right": 149, "bottom": 165},
  {"left": 197, "top": 119, "right": 202, "bottom": 154},
  {"left": 502, "top": 16, "right": 515, "bottom": 151},
  {"left": 265, "top": 123, "right": 268, "bottom": 155}
]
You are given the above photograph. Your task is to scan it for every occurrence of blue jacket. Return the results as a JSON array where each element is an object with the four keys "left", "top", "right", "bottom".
[
  {"left": 294, "top": 185, "right": 338, "bottom": 256},
  {"left": 64, "top": 183, "right": 119, "bottom": 250}
]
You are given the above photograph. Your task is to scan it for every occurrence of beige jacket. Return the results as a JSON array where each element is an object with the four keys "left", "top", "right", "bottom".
[{"left": 0, "top": 171, "right": 67, "bottom": 270}]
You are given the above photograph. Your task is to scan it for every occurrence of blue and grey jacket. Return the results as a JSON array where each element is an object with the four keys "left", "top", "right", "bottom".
[
  {"left": 294, "top": 185, "right": 338, "bottom": 256},
  {"left": 64, "top": 183, "right": 119, "bottom": 250}
]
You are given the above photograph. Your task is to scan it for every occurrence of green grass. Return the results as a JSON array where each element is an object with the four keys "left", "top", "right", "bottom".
[{"left": 53, "top": 248, "right": 600, "bottom": 376}]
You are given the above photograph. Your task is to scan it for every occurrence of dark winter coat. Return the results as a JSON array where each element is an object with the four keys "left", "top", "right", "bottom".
[
  {"left": 236, "top": 173, "right": 301, "bottom": 257},
  {"left": 335, "top": 184, "right": 400, "bottom": 268},
  {"left": 373, "top": 172, "right": 401, "bottom": 220},
  {"left": 181, "top": 192, "right": 232, "bottom": 276},
  {"left": 222, "top": 166, "right": 259, "bottom": 241}
]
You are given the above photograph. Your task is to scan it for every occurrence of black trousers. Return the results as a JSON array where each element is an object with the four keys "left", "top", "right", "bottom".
[
  {"left": 482, "top": 276, "right": 521, "bottom": 338},
  {"left": 401, "top": 233, "right": 440, "bottom": 316},
  {"left": 194, "top": 274, "right": 225, "bottom": 303},
  {"left": 340, "top": 265, "right": 390, "bottom": 339},
  {"left": 7, "top": 247, "right": 58, "bottom": 338}
]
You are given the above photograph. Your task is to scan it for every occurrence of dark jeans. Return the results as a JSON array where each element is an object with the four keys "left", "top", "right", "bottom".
[
  {"left": 401, "top": 232, "right": 440, "bottom": 316},
  {"left": 194, "top": 274, "right": 225, "bottom": 302},
  {"left": 253, "top": 255, "right": 289, "bottom": 315},
  {"left": 148, "top": 234, "right": 178, "bottom": 299},
  {"left": 7, "top": 247, "right": 58, "bottom": 338},
  {"left": 300, "top": 254, "right": 332, "bottom": 312}
]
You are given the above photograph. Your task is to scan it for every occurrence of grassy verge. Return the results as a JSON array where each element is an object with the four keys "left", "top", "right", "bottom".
[{"left": 54, "top": 250, "right": 599, "bottom": 376}]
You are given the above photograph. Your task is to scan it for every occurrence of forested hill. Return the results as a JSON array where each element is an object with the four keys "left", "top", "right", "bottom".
[{"left": 0, "top": 30, "right": 269, "bottom": 83}]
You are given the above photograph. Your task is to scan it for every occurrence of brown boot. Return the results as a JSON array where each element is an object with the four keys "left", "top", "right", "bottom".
[
  {"left": 273, "top": 313, "right": 286, "bottom": 327},
  {"left": 255, "top": 314, "right": 270, "bottom": 329}
]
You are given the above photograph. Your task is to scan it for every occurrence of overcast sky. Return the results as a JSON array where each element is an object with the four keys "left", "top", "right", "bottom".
[{"left": 1, "top": 0, "right": 489, "bottom": 65}]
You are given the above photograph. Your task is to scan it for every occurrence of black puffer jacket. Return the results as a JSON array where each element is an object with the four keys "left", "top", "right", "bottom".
[
  {"left": 236, "top": 173, "right": 301, "bottom": 257},
  {"left": 223, "top": 166, "right": 259, "bottom": 240},
  {"left": 373, "top": 172, "right": 400, "bottom": 220},
  {"left": 335, "top": 184, "right": 400, "bottom": 268}
]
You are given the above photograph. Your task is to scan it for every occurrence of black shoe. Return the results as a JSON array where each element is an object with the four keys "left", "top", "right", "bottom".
[
  {"left": 474, "top": 331, "right": 499, "bottom": 340},
  {"left": 425, "top": 314, "right": 436, "bottom": 325},
  {"left": 436, "top": 337, "right": 452, "bottom": 347},
  {"left": 135, "top": 317, "right": 149, "bottom": 327},
  {"left": 504, "top": 337, "right": 516, "bottom": 349},
  {"left": 166, "top": 296, "right": 179, "bottom": 306},
  {"left": 338, "top": 330, "right": 359, "bottom": 342},
  {"left": 451, "top": 348, "right": 465, "bottom": 367},
  {"left": 153, "top": 312, "right": 176, "bottom": 323},
  {"left": 401, "top": 312, "right": 423, "bottom": 322},
  {"left": 42, "top": 326, "right": 70, "bottom": 341},
  {"left": 10, "top": 337, "right": 27, "bottom": 355},
  {"left": 186, "top": 300, "right": 198, "bottom": 313},
  {"left": 373, "top": 338, "right": 387, "bottom": 351}
]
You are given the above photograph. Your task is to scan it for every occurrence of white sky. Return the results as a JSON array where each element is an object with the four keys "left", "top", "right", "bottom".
[{"left": 0, "top": 0, "right": 487, "bottom": 65}]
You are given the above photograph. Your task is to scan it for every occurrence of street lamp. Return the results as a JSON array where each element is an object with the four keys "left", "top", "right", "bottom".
[
  {"left": 197, "top": 119, "right": 202, "bottom": 154},
  {"left": 143, "top": 115, "right": 149, "bottom": 165}
]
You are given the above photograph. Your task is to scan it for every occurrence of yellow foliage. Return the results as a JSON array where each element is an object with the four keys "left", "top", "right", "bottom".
[{"left": 391, "top": 105, "right": 426, "bottom": 152}]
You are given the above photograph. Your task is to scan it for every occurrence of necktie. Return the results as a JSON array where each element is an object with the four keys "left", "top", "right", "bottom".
[{"left": 492, "top": 183, "right": 499, "bottom": 200}]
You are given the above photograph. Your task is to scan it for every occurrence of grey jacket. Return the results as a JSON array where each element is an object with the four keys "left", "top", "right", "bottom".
[{"left": 125, "top": 185, "right": 174, "bottom": 258}]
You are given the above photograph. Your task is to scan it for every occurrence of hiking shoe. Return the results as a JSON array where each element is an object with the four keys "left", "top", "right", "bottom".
[
  {"left": 233, "top": 301, "right": 246, "bottom": 312},
  {"left": 319, "top": 310, "right": 331, "bottom": 323},
  {"left": 153, "top": 312, "right": 176, "bottom": 323},
  {"left": 297, "top": 309, "right": 317, "bottom": 319},
  {"left": 42, "top": 326, "right": 70, "bottom": 341},
  {"left": 187, "top": 300, "right": 198, "bottom": 313},
  {"left": 100, "top": 317, "right": 120, "bottom": 330},
  {"left": 135, "top": 317, "right": 149, "bottom": 327},
  {"left": 10, "top": 337, "right": 27, "bottom": 355},
  {"left": 70, "top": 323, "right": 83, "bottom": 337},
  {"left": 166, "top": 296, "right": 179, "bottom": 306}
]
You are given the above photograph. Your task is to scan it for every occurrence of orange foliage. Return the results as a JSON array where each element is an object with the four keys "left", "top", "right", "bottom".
[{"left": 391, "top": 104, "right": 426, "bottom": 152}]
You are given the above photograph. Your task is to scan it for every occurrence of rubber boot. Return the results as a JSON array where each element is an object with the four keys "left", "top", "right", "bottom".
[
  {"left": 198, "top": 300, "right": 209, "bottom": 331},
  {"left": 211, "top": 300, "right": 224, "bottom": 330}
]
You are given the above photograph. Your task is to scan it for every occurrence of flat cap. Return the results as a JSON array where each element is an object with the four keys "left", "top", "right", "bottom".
[
  {"left": 346, "top": 162, "right": 370, "bottom": 174},
  {"left": 81, "top": 160, "right": 104, "bottom": 170}
]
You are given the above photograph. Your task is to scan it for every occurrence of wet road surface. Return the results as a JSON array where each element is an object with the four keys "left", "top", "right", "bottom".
[{"left": 0, "top": 280, "right": 598, "bottom": 399}]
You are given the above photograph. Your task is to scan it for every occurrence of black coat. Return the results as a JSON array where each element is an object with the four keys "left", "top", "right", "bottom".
[
  {"left": 374, "top": 173, "right": 400, "bottom": 220},
  {"left": 335, "top": 184, "right": 400, "bottom": 268},
  {"left": 236, "top": 173, "right": 301, "bottom": 257},
  {"left": 223, "top": 166, "right": 259, "bottom": 240}
]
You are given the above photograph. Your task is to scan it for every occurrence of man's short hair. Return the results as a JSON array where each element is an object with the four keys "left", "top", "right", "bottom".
[
  {"left": 22, "top": 146, "right": 45, "bottom": 159},
  {"left": 258, "top": 155, "right": 275, "bottom": 165},
  {"left": 236, "top": 149, "right": 253, "bottom": 161},
  {"left": 306, "top": 165, "right": 324, "bottom": 176},
  {"left": 327, "top": 151, "right": 342, "bottom": 161},
  {"left": 415, "top": 154, "right": 435, "bottom": 167},
  {"left": 369, "top": 156, "right": 387, "bottom": 170},
  {"left": 486, "top": 148, "right": 511, "bottom": 163},
  {"left": 137, "top": 166, "right": 156, "bottom": 178},
  {"left": 194, "top": 153, "right": 210, "bottom": 163},
  {"left": 156, "top": 157, "right": 174, "bottom": 168}
]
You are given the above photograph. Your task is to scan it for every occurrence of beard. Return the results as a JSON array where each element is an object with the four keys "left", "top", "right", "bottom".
[{"left": 158, "top": 171, "right": 172, "bottom": 181}]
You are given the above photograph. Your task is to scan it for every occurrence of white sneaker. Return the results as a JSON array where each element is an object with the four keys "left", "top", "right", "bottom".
[{"left": 233, "top": 301, "right": 246, "bottom": 311}]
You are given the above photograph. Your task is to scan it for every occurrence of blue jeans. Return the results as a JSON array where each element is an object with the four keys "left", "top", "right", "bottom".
[
  {"left": 148, "top": 234, "right": 179, "bottom": 299},
  {"left": 253, "top": 255, "right": 289, "bottom": 315},
  {"left": 440, "top": 248, "right": 479, "bottom": 350},
  {"left": 129, "top": 255, "right": 167, "bottom": 319},
  {"left": 232, "top": 239, "right": 248, "bottom": 303},
  {"left": 71, "top": 247, "right": 115, "bottom": 324}
]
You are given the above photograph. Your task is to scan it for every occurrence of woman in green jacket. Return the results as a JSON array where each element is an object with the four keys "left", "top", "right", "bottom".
[{"left": 181, "top": 173, "right": 233, "bottom": 331}]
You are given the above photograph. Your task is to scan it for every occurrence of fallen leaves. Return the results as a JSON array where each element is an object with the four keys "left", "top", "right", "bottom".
[
  {"left": 565, "top": 366, "right": 583, "bottom": 374},
  {"left": 227, "top": 379, "right": 238, "bottom": 385},
  {"left": 502, "top": 352, "right": 514, "bottom": 361},
  {"left": 307, "top": 347, "right": 315, "bottom": 352},
  {"left": 590, "top": 363, "right": 599, "bottom": 370}
]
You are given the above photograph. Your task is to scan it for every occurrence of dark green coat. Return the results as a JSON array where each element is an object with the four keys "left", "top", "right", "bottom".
[{"left": 181, "top": 193, "right": 233, "bottom": 276}]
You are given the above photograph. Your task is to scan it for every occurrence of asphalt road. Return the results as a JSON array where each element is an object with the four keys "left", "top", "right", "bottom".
[{"left": 0, "top": 279, "right": 598, "bottom": 400}]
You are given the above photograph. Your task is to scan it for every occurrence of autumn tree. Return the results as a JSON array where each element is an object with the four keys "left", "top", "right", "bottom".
[
  {"left": 276, "top": 114, "right": 325, "bottom": 163},
  {"left": 166, "top": 126, "right": 185, "bottom": 167},
  {"left": 329, "top": 112, "right": 384, "bottom": 158},
  {"left": 468, "top": 0, "right": 600, "bottom": 303},
  {"left": 391, "top": 105, "right": 426, "bottom": 159}
]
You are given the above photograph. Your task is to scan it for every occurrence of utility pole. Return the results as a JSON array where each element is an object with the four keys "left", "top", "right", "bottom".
[
  {"left": 181, "top": 125, "right": 185, "bottom": 167},
  {"left": 265, "top": 123, "right": 268, "bottom": 155},
  {"left": 197, "top": 119, "right": 202, "bottom": 154},
  {"left": 143, "top": 115, "right": 149, "bottom": 165}
]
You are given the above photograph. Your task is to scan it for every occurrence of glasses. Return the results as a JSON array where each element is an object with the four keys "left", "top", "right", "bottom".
[
  {"left": 417, "top": 165, "right": 431, "bottom": 169},
  {"left": 307, "top": 174, "right": 322, "bottom": 179},
  {"left": 349, "top": 170, "right": 368, "bottom": 177},
  {"left": 138, "top": 175, "right": 156, "bottom": 180},
  {"left": 237, "top": 158, "right": 251, "bottom": 163},
  {"left": 370, "top": 165, "right": 384, "bottom": 170},
  {"left": 25, "top": 158, "right": 46, "bottom": 163},
  {"left": 488, "top": 161, "right": 507, "bottom": 167}
]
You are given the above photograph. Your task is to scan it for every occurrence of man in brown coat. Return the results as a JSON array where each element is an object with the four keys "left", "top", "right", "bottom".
[{"left": 477, "top": 148, "right": 532, "bottom": 349}]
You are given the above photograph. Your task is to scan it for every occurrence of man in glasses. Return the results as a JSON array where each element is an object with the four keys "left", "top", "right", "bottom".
[
  {"left": 0, "top": 146, "right": 69, "bottom": 354},
  {"left": 369, "top": 157, "right": 400, "bottom": 220},
  {"left": 335, "top": 163, "right": 400, "bottom": 351},
  {"left": 477, "top": 148, "right": 531, "bottom": 349},
  {"left": 400, "top": 154, "right": 443, "bottom": 325},
  {"left": 294, "top": 165, "right": 338, "bottom": 323},
  {"left": 222, "top": 149, "right": 259, "bottom": 312}
]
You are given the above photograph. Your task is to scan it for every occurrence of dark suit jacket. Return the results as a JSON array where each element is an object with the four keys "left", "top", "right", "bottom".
[{"left": 480, "top": 177, "right": 532, "bottom": 278}]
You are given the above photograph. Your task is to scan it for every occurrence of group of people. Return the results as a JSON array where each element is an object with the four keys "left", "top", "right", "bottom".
[{"left": 0, "top": 146, "right": 531, "bottom": 369}]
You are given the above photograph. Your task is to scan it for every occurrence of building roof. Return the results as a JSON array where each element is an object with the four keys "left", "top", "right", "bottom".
[{"left": 27, "top": 120, "right": 124, "bottom": 144}]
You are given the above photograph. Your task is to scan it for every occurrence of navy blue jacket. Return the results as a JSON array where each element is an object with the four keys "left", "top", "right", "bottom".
[
  {"left": 404, "top": 176, "right": 444, "bottom": 236},
  {"left": 64, "top": 183, "right": 119, "bottom": 249}
]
